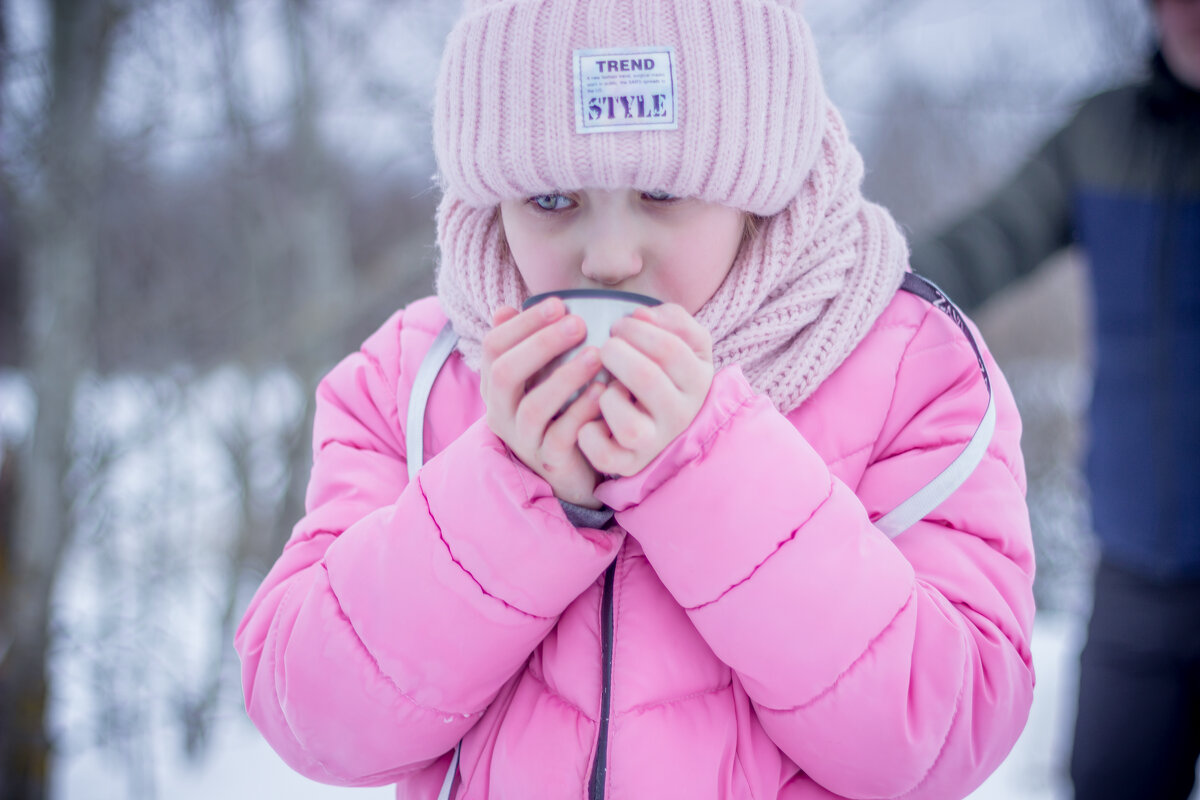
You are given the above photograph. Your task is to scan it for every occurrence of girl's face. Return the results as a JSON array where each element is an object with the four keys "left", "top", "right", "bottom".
[{"left": 499, "top": 188, "right": 745, "bottom": 315}]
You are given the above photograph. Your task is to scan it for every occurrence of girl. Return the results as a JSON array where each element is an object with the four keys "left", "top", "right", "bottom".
[{"left": 236, "top": 1, "right": 1036, "bottom": 798}]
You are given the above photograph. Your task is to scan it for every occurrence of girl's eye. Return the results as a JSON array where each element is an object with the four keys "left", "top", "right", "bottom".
[
  {"left": 642, "top": 189, "right": 676, "bottom": 202},
  {"left": 531, "top": 194, "right": 574, "bottom": 211}
]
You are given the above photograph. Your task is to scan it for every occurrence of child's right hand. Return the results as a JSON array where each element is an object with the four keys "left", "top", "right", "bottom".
[{"left": 480, "top": 297, "right": 608, "bottom": 509}]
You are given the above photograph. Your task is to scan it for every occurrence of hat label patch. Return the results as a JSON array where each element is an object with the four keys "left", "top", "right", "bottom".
[{"left": 574, "top": 46, "right": 678, "bottom": 134}]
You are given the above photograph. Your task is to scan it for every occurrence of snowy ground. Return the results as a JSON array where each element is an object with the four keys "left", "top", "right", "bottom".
[{"left": 55, "top": 610, "right": 1102, "bottom": 800}]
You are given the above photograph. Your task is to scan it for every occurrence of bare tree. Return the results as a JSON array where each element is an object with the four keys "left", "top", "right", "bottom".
[
  {"left": 270, "top": 0, "right": 356, "bottom": 560},
  {"left": 176, "top": 0, "right": 361, "bottom": 758},
  {"left": 0, "top": 0, "right": 22, "bottom": 365},
  {"left": 1, "top": 0, "right": 443, "bottom": 792},
  {"left": 1, "top": 1, "right": 131, "bottom": 796}
]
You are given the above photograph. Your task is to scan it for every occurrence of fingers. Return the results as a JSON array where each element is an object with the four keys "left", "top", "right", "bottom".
[
  {"left": 578, "top": 387, "right": 653, "bottom": 478},
  {"left": 484, "top": 303, "right": 588, "bottom": 413},
  {"left": 578, "top": 304, "right": 716, "bottom": 478},
  {"left": 483, "top": 298, "right": 564, "bottom": 359},
  {"left": 602, "top": 310, "right": 714, "bottom": 424},
  {"left": 578, "top": 417, "right": 633, "bottom": 477},
  {"left": 491, "top": 306, "right": 519, "bottom": 327},
  {"left": 597, "top": 381, "right": 655, "bottom": 452},
  {"left": 481, "top": 303, "right": 543, "bottom": 413},
  {"left": 516, "top": 346, "right": 604, "bottom": 432},
  {"left": 572, "top": 382, "right": 648, "bottom": 478},
  {"left": 484, "top": 300, "right": 716, "bottom": 483},
  {"left": 631, "top": 304, "right": 713, "bottom": 362},
  {"left": 543, "top": 381, "right": 605, "bottom": 464},
  {"left": 480, "top": 302, "right": 607, "bottom": 507},
  {"left": 601, "top": 327, "right": 689, "bottom": 410}
]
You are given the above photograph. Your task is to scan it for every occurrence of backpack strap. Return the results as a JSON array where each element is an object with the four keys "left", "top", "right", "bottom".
[
  {"left": 874, "top": 272, "right": 996, "bottom": 538},
  {"left": 405, "top": 322, "right": 460, "bottom": 483},
  {"left": 401, "top": 320, "right": 463, "bottom": 800},
  {"left": 436, "top": 745, "right": 461, "bottom": 800}
]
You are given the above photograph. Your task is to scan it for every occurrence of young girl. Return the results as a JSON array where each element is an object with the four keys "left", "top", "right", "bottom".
[{"left": 236, "top": 1, "right": 1036, "bottom": 798}]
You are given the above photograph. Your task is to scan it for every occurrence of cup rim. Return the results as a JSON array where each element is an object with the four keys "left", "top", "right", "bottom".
[{"left": 523, "top": 289, "right": 662, "bottom": 309}]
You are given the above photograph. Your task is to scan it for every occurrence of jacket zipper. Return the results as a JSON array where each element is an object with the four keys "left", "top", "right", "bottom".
[{"left": 588, "top": 559, "right": 617, "bottom": 800}]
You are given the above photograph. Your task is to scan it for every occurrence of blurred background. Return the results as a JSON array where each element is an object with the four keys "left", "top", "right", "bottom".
[{"left": 0, "top": 0, "right": 1161, "bottom": 798}]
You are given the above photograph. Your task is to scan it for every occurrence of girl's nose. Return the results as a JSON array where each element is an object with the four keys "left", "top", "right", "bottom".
[{"left": 580, "top": 215, "right": 644, "bottom": 286}]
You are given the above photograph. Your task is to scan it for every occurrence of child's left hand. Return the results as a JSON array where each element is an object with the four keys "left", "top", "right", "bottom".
[{"left": 578, "top": 304, "right": 714, "bottom": 477}]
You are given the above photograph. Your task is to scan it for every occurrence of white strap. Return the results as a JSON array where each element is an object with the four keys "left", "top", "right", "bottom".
[
  {"left": 875, "top": 273, "right": 996, "bottom": 538},
  {"left": 874, "top": 392, "right": 996, "bottom": 538},
  {"left": 405, "top": 322, "right": 460, "bottom": 483},
  {"left": 403, "top": 321, "right": 463, "bottom": 798},
  {"left": 435, "top": 743, "right": 461, "bottom": 800}
]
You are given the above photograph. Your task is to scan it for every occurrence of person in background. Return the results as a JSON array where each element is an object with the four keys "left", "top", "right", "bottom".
[{"left": 909, "top": 1, "right": 1200, "bottom": 797}]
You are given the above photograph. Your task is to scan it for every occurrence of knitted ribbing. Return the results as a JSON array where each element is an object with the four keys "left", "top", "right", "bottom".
[
  {"left": 702, "top": 106, "right": 906, "bottom": 411},
  {"left": 433, "top": 0, "right": 909, "bottom": 412},
  {"left": 434, "top": 0, "right": 819, "bottom": 216}
]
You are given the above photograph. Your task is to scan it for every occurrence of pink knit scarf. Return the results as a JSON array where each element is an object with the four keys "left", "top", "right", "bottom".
[{"left": 434, "top": 100, "right": 908, "bottom": 414}]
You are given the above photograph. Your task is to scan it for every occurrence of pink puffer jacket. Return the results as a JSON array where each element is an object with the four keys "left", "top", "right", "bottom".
[{"left": 236, "top": 285, "right": 1035, "bottom": 799}]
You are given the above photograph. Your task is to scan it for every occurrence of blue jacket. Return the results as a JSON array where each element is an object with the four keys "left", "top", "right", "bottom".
[{"left": 911, "top": 52, "right": 1200, "bottom": 580}]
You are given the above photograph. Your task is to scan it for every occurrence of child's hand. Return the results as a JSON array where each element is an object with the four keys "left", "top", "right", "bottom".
[
  {"left": 578, "top": 304, "right": 714, "bottom": 477},
  {"left": 480, "top": 298, "right": 608, "bottom": 508}
]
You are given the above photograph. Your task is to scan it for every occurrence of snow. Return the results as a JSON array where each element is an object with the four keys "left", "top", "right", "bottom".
[
  {"left": 55, "top": 718, "right": 394, "bottom": 800},
  {"left": 0, "top": 370, "right": 35, "bottom": 464}
]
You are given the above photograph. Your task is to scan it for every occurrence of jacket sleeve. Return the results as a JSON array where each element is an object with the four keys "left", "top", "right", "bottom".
[
  {"left": 909, "top": 124, "right": 1074, "bottom": 312},
  {"left": 595, "top": 302, "right": 1035, "bottom": 799},
  {"left": 234, "top": 311, "right": 621, "bottom": 786}
]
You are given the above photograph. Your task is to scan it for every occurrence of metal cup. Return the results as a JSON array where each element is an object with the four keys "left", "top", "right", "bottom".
[{"left": 522, "top": 289, "right": 661, "bottom": 401}]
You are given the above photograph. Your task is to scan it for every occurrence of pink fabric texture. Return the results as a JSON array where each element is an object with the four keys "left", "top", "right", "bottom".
[
  {"left": 432, "top": 0, "right": 908, "bottom": 411},
  {"left": 236, "top": 292, "right": 1036, "bottom": 799}
]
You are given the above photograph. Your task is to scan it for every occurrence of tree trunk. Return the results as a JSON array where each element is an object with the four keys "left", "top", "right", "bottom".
[
  {"left": 0, "top": 2, "right": 122, "bottom": 797},
  {"left": 186, "top": 0, "right": 358, "bottom": 757},
  {"left": 0, "top": 439, "right": 48, "bottom": 800},
  {"left": 275, "top": 0, "right": 354, "bottom": 559}
]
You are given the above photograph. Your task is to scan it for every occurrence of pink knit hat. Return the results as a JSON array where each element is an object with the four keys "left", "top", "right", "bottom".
[
  {"left": 432, "top": 0, "right": 909, "bottom": 412},
  {"left": 434, "top": 0, "right": 820, "bottom": 216}
]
